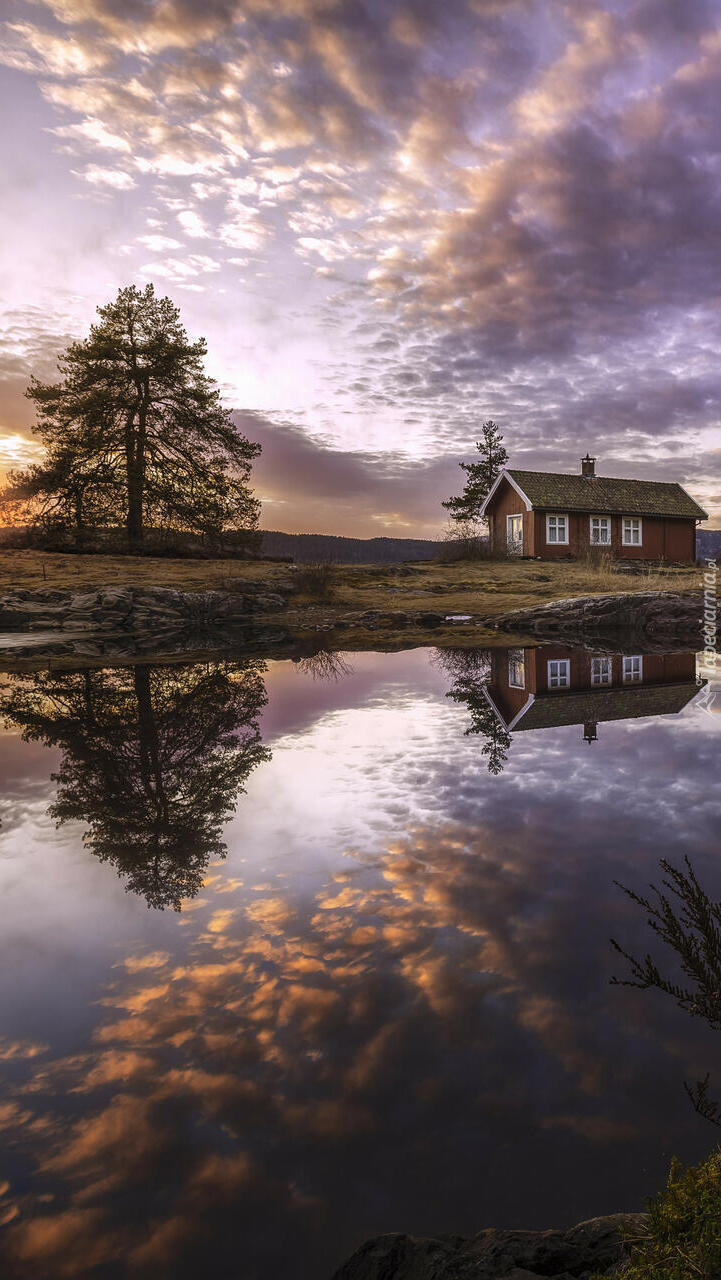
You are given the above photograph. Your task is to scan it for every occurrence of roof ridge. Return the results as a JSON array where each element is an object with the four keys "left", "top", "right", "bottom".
[{"left": 507, "top": 467, "right": 685, "bottom": 488}]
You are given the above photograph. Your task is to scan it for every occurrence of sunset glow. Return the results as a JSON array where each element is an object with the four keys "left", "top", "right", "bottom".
[{"left": 1, "top": 0, "right": 720, "bottom": 533}]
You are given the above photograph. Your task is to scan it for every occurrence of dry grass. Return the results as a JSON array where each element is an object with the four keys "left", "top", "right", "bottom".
[
  {"left": 0, "top": 548, "right": 700, "bottom": 624},
  {"left": 0, "top": 549, "right": 291, "bottom": 594},
  {"left": 325, "top": 556, "right": 699, "bottom": 618}
]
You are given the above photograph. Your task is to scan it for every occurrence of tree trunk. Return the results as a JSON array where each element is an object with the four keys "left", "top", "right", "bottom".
[
  {"left": 134, "top": 666, "right": 168, "bottom": 823},
  {"left": 126, "top": 470, "right": 144, "bottom": 550},
  {"left": 125, "top": 376, "right": 149, "bottom": 550}
]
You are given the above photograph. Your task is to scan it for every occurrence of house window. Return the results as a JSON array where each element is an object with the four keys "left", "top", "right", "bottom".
[
  {"left": 506, "top": 513, "right": 523, "bottom": 554},
  {"left": 622, "top": 655, "right": 643, "bottom": 683},
  {"left": 547, "top": 658, "right": 570, "bottom": 689},
  {"left": 546, "top": 514, "right": 569, "bottom": 545},
  {"left": 622, "top": 517, "right": 642, "bottom": 546},
  {"left": 508, "top": 649, "right": 525, "bottom": 689},
  {"left": 591, "top": 657, "right": 612, "bottom": 686},
  {"left": 622, "top": 655, "right": 645, "bottom": 686},
  {"left": 590, "top": 516, "right": 611, "bottom": 545}
]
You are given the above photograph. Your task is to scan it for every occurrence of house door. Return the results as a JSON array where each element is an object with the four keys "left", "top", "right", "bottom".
[{"left": 506, "top": 514, "right": 523, "bottom": 555}]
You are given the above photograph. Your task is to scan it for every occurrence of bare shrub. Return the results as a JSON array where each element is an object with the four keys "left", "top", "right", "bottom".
[
  {"left": 436, "top": 526, "right": 507, "bottom": 562},
  {"left": 579, "top": 546, "right": 622, "bottom": 589},
  {"left": 293, "top": 647, "right": 353, "bottom": 681},
  {"left": 294, "top": 560, "right": 335, "bottom": 599}
]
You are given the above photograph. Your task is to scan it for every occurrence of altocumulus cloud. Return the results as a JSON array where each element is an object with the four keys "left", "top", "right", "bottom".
[{"left": 0, "top": 0, "right": 719, "bottom": 529}]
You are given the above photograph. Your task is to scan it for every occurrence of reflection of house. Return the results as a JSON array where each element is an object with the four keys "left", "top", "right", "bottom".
[
  {"left": 485, "top": 647, "right": 702, "bottom": 742},
  {"left": 480, "top": 455, "right": 707, "bottom": 562}
]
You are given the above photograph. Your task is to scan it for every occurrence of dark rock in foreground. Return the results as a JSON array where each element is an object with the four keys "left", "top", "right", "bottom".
[
  {"left": 491, "top": 590, "right": 707, "bottom": 645},
  {"left": 332, "top": 1213, "right": 646, "bottom": 1279},
  {"left": 0, "top": 585, "right": 287, "bottom": 634}
]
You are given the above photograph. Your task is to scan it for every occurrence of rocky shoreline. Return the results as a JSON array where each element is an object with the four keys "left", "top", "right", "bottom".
[
  {"left": 489, "top": 589, "right": 705, "bottom": 646},
  {"left": 332, "top": 1212, "right": 647, "bottom": 1279},
  {"left": 0, "top": 584, "right": 709, "bottom": 663},
  {"left": 0, "top": 583, "right": 289, "bottom": 633}
]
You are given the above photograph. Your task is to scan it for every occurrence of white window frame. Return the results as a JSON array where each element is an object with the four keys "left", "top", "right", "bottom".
[
  {"left": 546, "top": 513, "right": 569, "bottom": 545},
  {"left": 622, "top": 516, "right": 642, "bottom": 546},
  {"left": 506, "top": 513, "right": 524, "bottom": 553},
  {"left": 589, "top": 516, "right": 611, "bottom": 545},
  {"left": 547, "top": 658, "right": 570, "bottom": 689},
  {"left": 508, "top": 649, "right": 525, "bottom": 689},
  {"left": 591, "top": 656, "right": 612, "bottom": 686},
  {"left": 622, "top": 655, "right": 643, "bottom": 683}
]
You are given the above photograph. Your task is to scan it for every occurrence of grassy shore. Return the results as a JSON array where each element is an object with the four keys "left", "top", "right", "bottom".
[
  {"left": 1, "top": 548, "right": 700, "bottom": 618},
  {"left": 315, "top": 556, "right": 698, "bottom": 617},
  {"left": 0, "top": 549, "right": 703, "bottom": 661}
]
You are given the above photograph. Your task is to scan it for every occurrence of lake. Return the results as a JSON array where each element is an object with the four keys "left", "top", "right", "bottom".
[{"left": 0, "top": 643, "right": 718, "bottom": 1279}]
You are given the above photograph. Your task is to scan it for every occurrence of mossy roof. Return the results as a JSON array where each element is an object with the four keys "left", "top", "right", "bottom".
[
  {"left": 514, "top": 681, "right": 701, "bottom": 731},
  {"left": 506, "top": 470, "right": 708, "bottom": 519}
]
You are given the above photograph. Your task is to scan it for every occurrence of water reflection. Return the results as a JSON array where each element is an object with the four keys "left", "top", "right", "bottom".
[
  {"left": 438, "top": 648, "right": 511, "bottom": 774},
  {"left": 0, "top": 661, "right": 270, "bottom": 909},
  {"left": 292, "top": 646, "right": 354, "bottom": 681},
  {"left": 0, "top": 644, "right": 716, "bottom": 1279},
  {"left": 612, "top": 857, "right": 721, "bottom": 1126},
  {"left": 441, "top": 645, "right": 702, "bottom": 772}
]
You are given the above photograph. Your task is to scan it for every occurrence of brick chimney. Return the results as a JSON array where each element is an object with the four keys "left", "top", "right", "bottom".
[{"left": 581, "top": 453, "right": 596, "bottom": 478}]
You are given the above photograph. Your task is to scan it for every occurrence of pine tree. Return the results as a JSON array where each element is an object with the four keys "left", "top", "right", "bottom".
[
  {"left": 3, "top": 285, "right": 261, "bottom": 548},
  {"left": 442, "top": 420, "right": 508, "bottom": 527}
]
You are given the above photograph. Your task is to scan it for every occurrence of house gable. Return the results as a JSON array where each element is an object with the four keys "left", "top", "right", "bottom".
[{"left": 481, "top": 470, "right": 533, "bottom": 514}]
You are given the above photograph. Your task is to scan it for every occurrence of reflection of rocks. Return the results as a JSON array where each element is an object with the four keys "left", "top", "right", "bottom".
[
  {"left": 491, "top": 590, "right": 706, "bottom": 645},
  {"left": 0, "top": 584, "right": 288, "bottom": 634},
  {"left": 0, "top": 624, "right": 290, "bottom": 667},
  {"left": 332, "top": 1213, "right": 647, "bottom": 1279}
]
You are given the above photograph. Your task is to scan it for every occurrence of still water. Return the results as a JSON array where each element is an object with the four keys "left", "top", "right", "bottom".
[{"left": 0, "top": 644, "right": 718, "bottom": 1279}]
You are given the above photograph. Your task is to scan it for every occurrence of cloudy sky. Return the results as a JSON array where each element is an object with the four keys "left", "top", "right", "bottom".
[{"left": 1, "top": 0, "right": 720, "bottom": 535}]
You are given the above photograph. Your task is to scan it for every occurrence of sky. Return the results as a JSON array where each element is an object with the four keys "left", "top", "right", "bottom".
[{"left": 0, "top": 0, "right": 720, "bottom": 536}]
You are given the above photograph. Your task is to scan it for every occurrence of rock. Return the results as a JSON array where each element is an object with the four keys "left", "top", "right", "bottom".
[
  {"left": 70, "top": 591, "right": 101, "bottom": 610},
  {"left": 491, "top": 590, "right": 711, "bottom": 645},
  {"left": 0, "top": 585, "right": 262, "bottom": 635},
  {"left": 253, "top": 594, "right": 287, "bottom": 611},
  {"left": 332, "top": 1213, "right": 646, "bottom": 1280}
]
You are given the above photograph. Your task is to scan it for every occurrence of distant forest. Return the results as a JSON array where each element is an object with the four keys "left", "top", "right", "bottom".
[
  {"left": 697, "top": 528, "right": 721, "bottom": 559},
  {"left": 263, "top": 527, "right": 720, "bottom": 564},
  {"left": 259, "top": 530, "right": 440, "bottom": 563}
]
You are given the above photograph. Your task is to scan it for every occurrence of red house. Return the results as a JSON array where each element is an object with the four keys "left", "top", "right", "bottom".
[
  {"left": 480, "top": 455, "right": 707, "bottom": 562},
  {"left": 485, "top": 645, "right": 701, "bottom": 743}
]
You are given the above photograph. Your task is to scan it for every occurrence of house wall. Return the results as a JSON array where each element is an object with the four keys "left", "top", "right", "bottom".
[
  {"left": 663, "top": 519, "right": 696, "bottom": 562},
  {"left": 532, "top": 647, "right": 696, "bottom": 692},
  {"left": 487, "top": 478, "right": 533, "bottom": 554},
  {"left": 532, "top": 645, "right": 589, "bottom": 691},
  {"left": 532, "top": 512, "right": 696, "bottom": 563},
  {"left": 488, "top": 647, "right": 537, "bottom": 722},
  {"left": 489, "top": 645, "right": 696, "bottom": 727},
  {"left": 489, "top": 647, "right": 696, "bottom": 718}
]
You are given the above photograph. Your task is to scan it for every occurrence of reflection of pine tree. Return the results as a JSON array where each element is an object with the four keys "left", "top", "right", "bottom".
[
  {"left": 441, "top": 650, "right": 511, "bottom": 775},
  {"left": 1, "top": 661, "right": 270, "bottom": 909}
]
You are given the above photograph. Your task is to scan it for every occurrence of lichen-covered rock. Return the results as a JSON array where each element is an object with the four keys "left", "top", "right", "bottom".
[
  {"left": 253, "top": 593, "right": 287, "bottom": 611},
  {"left": 0, "top": 585, "right": 269, "bottom": 634},
  {"left": 491, "top": 590, "right": 709, "bottom": 644},
  {"left": 332, "top": 1213, "right": 647, "bottom": 1280}
]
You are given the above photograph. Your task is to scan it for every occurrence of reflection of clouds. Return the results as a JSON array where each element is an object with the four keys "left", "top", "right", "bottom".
[
  {"left": 0, "top": 1040, "right": 47, "bottom": 1062},
  {"left": 0, "top": 653, "right": 719, "bottom": 1276},
  {"left": 2, "top": 814, "right": 718, "bottom": 1273}
]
